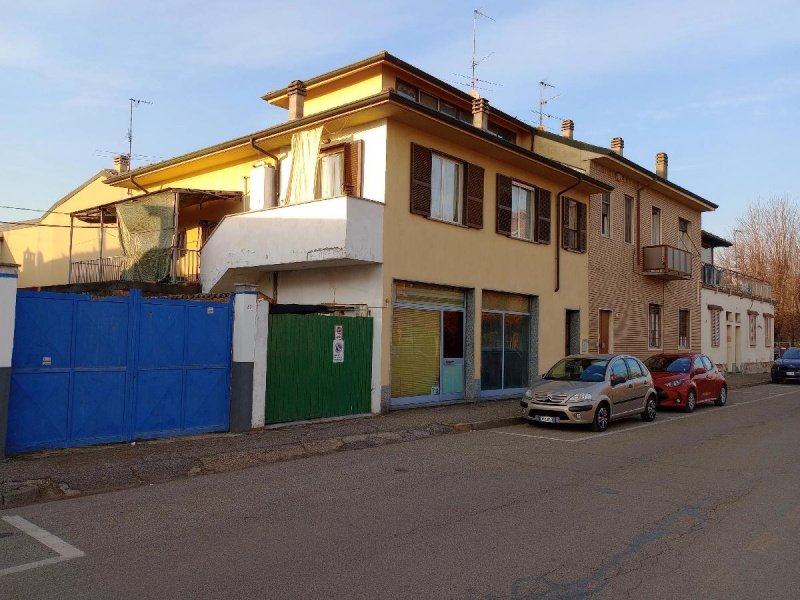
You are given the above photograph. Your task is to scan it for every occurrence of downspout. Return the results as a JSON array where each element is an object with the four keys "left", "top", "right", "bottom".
[
  {"left": 129, "top": 174, "right": 148, "bottom": 194},
  {"left": 250, "top": 137, "right": 280, "bottom": 207},
  {"left": 555, "top": 175, "right": 583, "bottom": 292}
]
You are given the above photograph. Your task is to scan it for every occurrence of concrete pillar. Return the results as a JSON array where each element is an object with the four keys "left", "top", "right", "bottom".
[
  {"left": 251, "top": 295, "right": 269, "bottom": 429},
  {"left": 0, "top": 263, "right": 19, "bottom": 459},
  {"left": 230, "top": 284, "right": 258, "bottom": 432}
]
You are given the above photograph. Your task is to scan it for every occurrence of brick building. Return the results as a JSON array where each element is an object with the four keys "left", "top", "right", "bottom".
[{"left": 534, "top": 123, "right": 717, "bottom": 357}]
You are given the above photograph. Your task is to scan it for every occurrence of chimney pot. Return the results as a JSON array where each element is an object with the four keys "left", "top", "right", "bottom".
[
  {"left": 610, "top": 137, "right": 624, "bottom": 156},
  {"left": 113, "top": 154, "right": 130, "bottom": 174},
  {"left": 287, "top": 80, "right": 307, "bottom": 121},
  {"left": 656, "top": 152, "right": 668, "bottom": 179},
  {"left": 471, "top": 96, "right": 490, "bottom": 131},
  {"left": 561, "top": 119, "right": 574, "bottom": 140}
]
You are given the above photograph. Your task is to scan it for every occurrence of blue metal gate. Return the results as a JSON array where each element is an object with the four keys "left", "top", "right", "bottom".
[{"left": 6, "top": 289, "right": 232, "bottom": 454}]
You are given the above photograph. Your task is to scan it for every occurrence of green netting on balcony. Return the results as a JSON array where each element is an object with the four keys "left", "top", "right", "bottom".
[{"left": 117, "top": 191, "right": 176, "bottom": 282}]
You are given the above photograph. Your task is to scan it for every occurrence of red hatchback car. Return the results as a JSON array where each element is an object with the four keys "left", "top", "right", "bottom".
[{"left": 644, "top": 353, "right": 728, "bottom": 412}]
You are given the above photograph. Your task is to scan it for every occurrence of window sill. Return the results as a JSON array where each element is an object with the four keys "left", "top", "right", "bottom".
[
  {"left": 509, "top": 235, "right": 545, "bottom": 245},
  {"left": 427, "top": 216, "right": 469, "bottom": 229}
]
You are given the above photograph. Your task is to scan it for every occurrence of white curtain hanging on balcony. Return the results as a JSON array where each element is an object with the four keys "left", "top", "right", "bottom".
[{"left": 285, "top": 126, "right": 323, "bottom": 205}]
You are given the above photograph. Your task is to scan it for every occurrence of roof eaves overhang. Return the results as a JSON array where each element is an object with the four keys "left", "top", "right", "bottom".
[
  {"left": 106, "top": 91, "right": 611, "bottom": 195},
  {"left": 701, "top": 229, "right": 733, "bottom": 248}
]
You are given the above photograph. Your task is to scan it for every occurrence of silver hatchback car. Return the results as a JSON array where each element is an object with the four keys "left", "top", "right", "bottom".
[{"left": 520, "top": 354, "right": 658, "bottom": 432}]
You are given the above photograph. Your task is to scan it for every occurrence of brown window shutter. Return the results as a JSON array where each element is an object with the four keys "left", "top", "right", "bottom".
[
  {"left": 496, "top": 173, "right": 512, "bottom": 235},
  {"left": 561, "top": 197, "right": 569, "bottom": 249},
  {"left": 410, "top": 143, "right": 432, "bottom": 216},
  {"left": 536, "top": 188, "right": 551, "bottom": 243},
  {"left": 343, "top": 140, "right": 363, "bottom": 197},
  {"left": 578, "top": 201, "right": 587, "bottom": 252},
  {"left": 464, "top": 162, "right": 484, "bottom": 229}
]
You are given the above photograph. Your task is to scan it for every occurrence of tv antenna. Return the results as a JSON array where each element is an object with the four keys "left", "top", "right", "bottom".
[
  {"left": 535, "top": 80, "right": 560, "bottom": 129},
  {"left": 127, "top": 97, "right": 153, "bottom": 166},
  {"left": 470, "top": 8, "right": 496, "bottom": 93}
]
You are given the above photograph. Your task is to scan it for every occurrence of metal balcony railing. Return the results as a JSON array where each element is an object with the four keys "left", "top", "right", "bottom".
[
  {"left": 701, "top": 263, "right": 772, "bottom": 300},
  {"left": 642, "top": 244, "right": 692, "bottom": 280},
  {"left": 69, "top": 248, "right": 200, "bottom": 284}
]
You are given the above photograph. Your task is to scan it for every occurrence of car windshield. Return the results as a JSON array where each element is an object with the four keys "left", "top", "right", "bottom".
[
  {"left": 782, "top": 348, "right": 800, "bottom": 359},
  {"left": 645, "top": 356, "right": 691, "bottom": 373},
  {"left": 544, "top": 358, "right": 609, "bottom": 382}
]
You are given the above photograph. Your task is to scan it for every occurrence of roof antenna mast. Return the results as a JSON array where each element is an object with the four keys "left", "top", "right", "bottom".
[
  {"left": 536, "top": 80, "right": 560, "bottom": 129},
  {"left": 127, "top": 97, "right": 153, "bottom": 166},
  {"left": 471, "top": 8, "right": 495, "bottom": 93}
]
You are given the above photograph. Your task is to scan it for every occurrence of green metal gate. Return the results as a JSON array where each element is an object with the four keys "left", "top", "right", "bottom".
[{"left": 266, "top": 314, "right": 373, "bottom": 424}]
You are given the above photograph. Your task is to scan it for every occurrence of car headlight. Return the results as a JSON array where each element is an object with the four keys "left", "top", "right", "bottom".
[
  {"left": 523, "top": 390, "right": 533, "bottom": 400},
  {"left": 567, "top": 392, "right": 592, "bottom": 403},
  {"left": 664, "top": 380, "right": 683, "bottom": 388}
]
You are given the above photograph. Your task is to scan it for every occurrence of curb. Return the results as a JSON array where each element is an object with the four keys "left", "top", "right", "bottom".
[{"left": 447, "top": 416, "right": 525, "bottom": 432}]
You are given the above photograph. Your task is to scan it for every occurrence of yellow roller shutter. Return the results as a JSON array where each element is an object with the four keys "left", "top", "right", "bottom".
[{"left": 391, "top": 307, "right": 440, "bottom": 398}]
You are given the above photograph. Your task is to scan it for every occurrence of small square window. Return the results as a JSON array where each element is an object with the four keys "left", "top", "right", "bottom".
[{"left": 396, "top": 80, "right": 418, "bottom": 101}]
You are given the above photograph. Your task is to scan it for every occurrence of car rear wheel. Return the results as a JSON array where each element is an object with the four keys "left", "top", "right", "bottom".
[
  {"left": 685, "top": 389, "right": 696, "bottom": 413},
  {"left": 641, "top": 395, "right": 657, "bottom": 422},
  {"left": 591, "top": 403, "right": 610, "bottom": 432},
  {"left": 714, "top": 385, "right": 728, "bottom": 406}
]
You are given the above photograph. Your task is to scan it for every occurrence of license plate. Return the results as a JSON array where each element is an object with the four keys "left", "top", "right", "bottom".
[
  {"left": 788, "top": 371, "right": 795, "bottom": 376},
  {"left": 535, "top": 415, "right": 557, "bottom": 424}
]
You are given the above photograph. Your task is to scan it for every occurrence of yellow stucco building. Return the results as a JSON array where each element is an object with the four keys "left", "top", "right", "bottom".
[{"left": 2, "top": 52, "right": 612, "bottom": 414}]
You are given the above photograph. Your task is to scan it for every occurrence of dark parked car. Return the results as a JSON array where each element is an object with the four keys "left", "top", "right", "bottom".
[{"left": 771, "top": 347, "right": 800, "bottom": 382}]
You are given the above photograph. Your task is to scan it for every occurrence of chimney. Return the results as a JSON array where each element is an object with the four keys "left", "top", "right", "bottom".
[
  {"left": 113, "top": 154, "right": 130, "bottom": 174},
  {"left": 287, "top": 80, "right": 307, "bottom": 121},
  {"left": 610, "top": 137, "right": 624, "bottom": 156},
  {"left": 471, "top": 96, "right": 490, "bottom": 130},
  {"left": 656, "top": 152, "right": 668, "bottom": 179},
  {"left": 561, "top": 119, "right": 574, "bottom": 140}
]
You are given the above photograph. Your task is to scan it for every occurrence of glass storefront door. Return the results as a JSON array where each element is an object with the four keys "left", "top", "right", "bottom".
[{"left": 481, "top": 291, "right": 531, "bottom": 397}]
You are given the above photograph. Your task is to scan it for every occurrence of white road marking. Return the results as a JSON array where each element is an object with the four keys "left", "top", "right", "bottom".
[
  {"left": 493, "top": 387, "right": 800, "bottom": 444},
  {"left": 0, "top": 516, "right": 85, "bottom": 577}
]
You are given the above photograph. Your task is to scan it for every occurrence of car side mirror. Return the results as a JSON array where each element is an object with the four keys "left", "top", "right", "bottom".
[{"left": 694, "top": 367, "right": 706, "bottom": 375}]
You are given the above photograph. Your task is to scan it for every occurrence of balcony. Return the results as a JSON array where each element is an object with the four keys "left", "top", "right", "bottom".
[
  {"left": 642, "top": 245, "right": 692, "bottom": 280},
  {"left": 702, "top": 263, "right": 772, "bottom": 300},
  {"left": 70, "top": 249, "right": 201, "bottom": 285},
  {"left": 201, "top": 196, "right": 384, "bottom": 293}
]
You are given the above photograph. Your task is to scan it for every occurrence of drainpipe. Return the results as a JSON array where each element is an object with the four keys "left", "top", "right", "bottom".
[
  {"left": 250, "top": 138, "right": 280, "bottom": 207},
  {"left": 129, "top": 174, "right": 148, "bottom": 194},
  {"left": 555, "top": 175, "right": 583, "bottom": 292}
]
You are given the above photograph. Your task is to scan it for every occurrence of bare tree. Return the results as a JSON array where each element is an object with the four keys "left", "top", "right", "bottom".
[{"left": 720, "top": 195, "right": 800, "bottom": 343}]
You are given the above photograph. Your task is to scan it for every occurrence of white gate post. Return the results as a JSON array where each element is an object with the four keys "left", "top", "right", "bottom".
[
  {"left": 251, "top": 296, "right": 269, "bottom": 429},
  {"left": 230, "top": 284, "right": 258, "bottom": 432},
  {"left": 0, "top": 263, "right": 19, "bottom": 459}
]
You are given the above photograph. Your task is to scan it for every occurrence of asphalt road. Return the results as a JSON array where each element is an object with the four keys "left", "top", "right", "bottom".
[{"left": 1, "top": 383, "right": 799, "bottom": 599}]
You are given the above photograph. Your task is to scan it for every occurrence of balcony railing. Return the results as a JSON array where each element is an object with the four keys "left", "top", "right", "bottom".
[
  {"left": 69, "top": 248, "right": 200, "bottom": 285},
  {"left": 642, "top": 245, "right": 692, "bottom": 280},
  {"left": 702, "top": 263, "right": 772, "bottom": 300}
]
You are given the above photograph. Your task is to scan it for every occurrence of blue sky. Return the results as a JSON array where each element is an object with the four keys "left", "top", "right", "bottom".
[{"left": 1, "top": 0, "right": 798, "bottom": 236}]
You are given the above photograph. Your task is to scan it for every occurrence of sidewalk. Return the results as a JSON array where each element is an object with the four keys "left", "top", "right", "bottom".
[{"left": 0, "top": 372, "right": 772, "bottom": 508}]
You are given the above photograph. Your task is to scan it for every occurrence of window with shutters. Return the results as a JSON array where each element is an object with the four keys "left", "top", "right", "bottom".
[
  {"left": 431, "top": 153, "right": 463, "bottom": 224},
  {"left": 624, "top": 195, "right": 634, "bottom": 244},
  {"left": 314, "top": 141, "right": 362, "bottom": 200},
  {"left": 600, "top": 193, "right": 611, "bottom": 237},
  {"left": 749, "top": 314, "right": 757, "bottom": 346},
  {"left": 711, "top": 309, "right": 721, "bottom": 347},
  {"left": 648, "top": 304, "right": 662, "bottom": 348},
  {"left": 562, "top": 198, "right": 585, "bottom": 252},
  {"left": 410, "top": 143, "right": 483, "bottom": 229},
  {"left": 679, "top": 309, "right": 690, "bottom": 349},
  {"left": 511, "top": 183, "right": 535, "bottom": 241}
]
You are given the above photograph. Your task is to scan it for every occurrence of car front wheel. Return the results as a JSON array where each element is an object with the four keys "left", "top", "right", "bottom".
[
  {"left": 641, "top": 395, "right": 657, "bottom": 422},
  {"left": 685, "top": 389, "right": 696, "bottom": 413},
  {"left": 714, "top": 385, "right": 728, "bottom": 406},
  {"left": 591, "top": 403, "right": 610, "bottom": 432}
]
